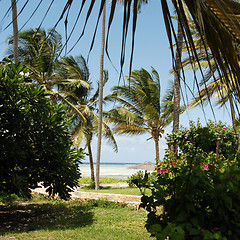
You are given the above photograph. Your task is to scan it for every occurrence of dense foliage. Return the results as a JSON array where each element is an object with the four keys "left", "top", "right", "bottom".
[
  {"left": 0, "top": 64, "right": 83, "bottom": 199},
  {"left": 137, "top": 121, "right": 240, "bottom": 239},
  {"left": 167, "top": 120, "right": 238, "bottom": 161}
]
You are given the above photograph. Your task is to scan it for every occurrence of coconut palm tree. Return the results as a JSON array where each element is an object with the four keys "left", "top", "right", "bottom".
[
  {"left": 95, "top": 0, "right": 106, "bottom": 191},
  {"left": 57, "top": 55, "right": 117, "bottom": 186},
  {"left": 105, "top": 67, "right": 184, "bottom": 162},
  {"left": 10, "top": 0, "right": 240, "bottom": 104},
  {"left": 7, "top": 28, "right": 62, "bottom": 89}
]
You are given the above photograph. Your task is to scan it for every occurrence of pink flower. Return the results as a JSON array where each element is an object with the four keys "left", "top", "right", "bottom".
[
  {"left": 211, "top": 227, "right": 219, "bottom": 233},
  {"left": 200, "top": 229, "right": 205, "bottom": 233},
  {"left": 203, "top": 165, "right": 209, "bottom": 170}
]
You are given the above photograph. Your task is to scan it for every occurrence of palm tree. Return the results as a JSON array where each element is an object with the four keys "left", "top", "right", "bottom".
[
  {"left": 179, "top": 14, "right": 239, "bottom": 125},
  {"left": 95, "top": 0, "right": 106, "bottom": 190},
  {"left": 7, "top": 28, "right": 62, "bottom": 89},
  {"left": 105, "top": 67, "right": 183, "bottom": 162},
  {"left": 57, "top": 55, "right": 117, "bottom": 186},
  {"left": 10, "top": 1, "right": 240, "bottom": 105},
  {"left": 170, "top": 0, "right": 240, "bottom": 100},
  {"left": 172, "top": 15, "right": 184, "bottom": 156},
  {"left": 11, "top": 0, "right": 19, "bottom": 63}
]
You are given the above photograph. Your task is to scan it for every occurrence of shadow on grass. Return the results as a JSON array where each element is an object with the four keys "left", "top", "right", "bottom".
[{"left": 0, "top": 197, "right": 94, "bottom": 235}]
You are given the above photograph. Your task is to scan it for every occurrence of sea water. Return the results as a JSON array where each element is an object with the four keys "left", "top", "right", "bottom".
[{"left": 79, "top": 163, "right": 143, "bottom": 179}]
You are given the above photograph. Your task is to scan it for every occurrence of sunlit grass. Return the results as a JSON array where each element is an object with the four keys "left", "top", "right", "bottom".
[
  {"left": 78, "top": 186, "right": 151, "bottom": 196},
  {"left": 79, "top": 177, "right": 127, "bottom": 184},
  {"left": 0, "top": 195, "right": 151, "bottom": 240}
]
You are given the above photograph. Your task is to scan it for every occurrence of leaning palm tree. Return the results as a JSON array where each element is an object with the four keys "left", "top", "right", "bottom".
[
  {"left": 57, "top": 55, "right": 117, "bottom": 186},
  {"left": 105, "top": 67, "right": 183, "bottom": 162}
]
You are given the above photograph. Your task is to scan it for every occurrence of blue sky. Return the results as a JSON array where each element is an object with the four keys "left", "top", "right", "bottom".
[{"left": 0, "top": 1, "right": 232, "bottom": 163}]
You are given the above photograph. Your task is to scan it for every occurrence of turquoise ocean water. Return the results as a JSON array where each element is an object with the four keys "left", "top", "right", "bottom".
[{"left": 79, "top": 163, "right": 143, "bottom": 179}]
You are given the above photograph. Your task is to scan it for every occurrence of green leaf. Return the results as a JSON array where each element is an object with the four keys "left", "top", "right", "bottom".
[
  {"left": 176, "top": 211, "right": 187, "bottom": 222},
  {"left": 150, "top": 224, "right": 162, "bottom": 233}
]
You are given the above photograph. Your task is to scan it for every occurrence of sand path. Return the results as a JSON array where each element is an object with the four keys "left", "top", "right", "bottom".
[{"left": 32, "top": 183, "right": 142, "bottom": 208}]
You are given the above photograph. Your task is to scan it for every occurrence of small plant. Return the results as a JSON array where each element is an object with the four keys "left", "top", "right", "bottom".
[
  {"left": 127, "top": 171, "right": 157, "bottom": 196},
  {"left": 0, "top": 192, "right": 23, "bottom": 204},
  {"left": 127, "top": 171, "right": 146, "bottom": 188}
]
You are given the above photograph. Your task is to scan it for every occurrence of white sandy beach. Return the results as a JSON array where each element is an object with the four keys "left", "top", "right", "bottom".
[{"left": 79, "top": 163, "right": 151, "bottom": 179}]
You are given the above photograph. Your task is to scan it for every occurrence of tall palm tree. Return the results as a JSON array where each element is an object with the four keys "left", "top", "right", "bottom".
[
  {"left": 172, "top": 17, "right": 184, "bottom": 156},
  {"left": 11, "top": 0, "right": 19, "bottom": 63},
  {"left": 105, "top": 68, "right": 184, "bottom": 162},
  {"left": 95, "top": 0, "right": 106, "bottom": 190},
  {"left": 95, "top": 0, "right": 149, "bottom": 190},
  {"left": 8, "top": 28, "right": 62, "bottom": 89},
  {"left": 57, "top": 55, "right": 117, "bottom": 186}
]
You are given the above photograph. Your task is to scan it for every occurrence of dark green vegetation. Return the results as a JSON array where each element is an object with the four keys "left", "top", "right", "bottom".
[
  {"left": 133, "top": 121, "right": 240, "bottom": 239},
  {"left": 0, "top": 195, "right": 151, "bottom": 240},
  {"left": 0, "top": 64, "right": 83, "bottom": 199},
  {"left": 4, "top": 0, "right": 240, "bottom": 237}
]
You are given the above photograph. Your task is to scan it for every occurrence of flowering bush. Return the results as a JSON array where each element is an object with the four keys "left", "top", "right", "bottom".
[
  {"left": 166, "top": 120, "right": 238, "bottom": 161},
  {"left": 139, "top": 121, "right": 240, "bottom": 239}
]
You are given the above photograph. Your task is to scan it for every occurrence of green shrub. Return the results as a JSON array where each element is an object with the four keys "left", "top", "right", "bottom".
[
  {"left": 138, "top": 121, "right": 240, "bottom": 239},
  {"left": 166, "top": 119, "right": 238, "bottom": 161},
  {"left": 0, "top": 192, "right": 23, "bottom": 204},
  {"left": 0, "top": 63, "right": 84, "bottom": 200}
]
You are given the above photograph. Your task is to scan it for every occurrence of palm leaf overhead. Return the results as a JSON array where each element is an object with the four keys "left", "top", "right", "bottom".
[
  {"left": 170, "top": 0, "right": 240, "bottom": 98},
  {"left": 177, "top": 5, "right": 239, "bottom": 123},
  {"left": 5, "top": 0, "right": 240, "bottom": 104}
]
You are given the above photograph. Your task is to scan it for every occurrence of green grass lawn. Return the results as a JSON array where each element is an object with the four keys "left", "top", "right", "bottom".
[
  {"left": 79, "top": 177, "right": 127, "bottom": 184},
  {"left": 0, "top": 195, "right": 151, "bottom": 240},
  {"left": 79, "top": 186, "right": 151, "bottom": 196}
]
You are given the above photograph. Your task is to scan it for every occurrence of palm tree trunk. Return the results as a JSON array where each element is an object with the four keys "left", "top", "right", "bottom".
[
  {"left": 172, "top": 19, "right": 183, "bottom": 155},
  {"left": 11, "top": 0, "right": 19, "bottom": 63},
  {"left": 95, "top": 1, "right": 106, "bottom": 190},
  {"left": 154, "top": 138, "right": 160, "bottom": 163},
  {"left": 229, "top": 94, "right": 240, "bottom": 151},
  {"left": 229, "top": 94, "right": 235, "bottom": 125},
  {"left": 88, "top": 144, "right": 95, "bottom": 184}
]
